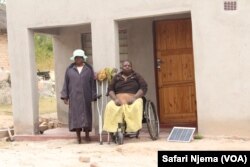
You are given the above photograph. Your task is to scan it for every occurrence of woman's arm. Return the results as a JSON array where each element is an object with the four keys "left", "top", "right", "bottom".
[
  {"left": 108, "top": 75, "right": 122, "bottom": 106},
  {"left": 61, "top": 69, "right": 70, "bottom": 104},
  {"left": 109, "top": 90, "right": 122, "bottom": 106},
  {"left": 128, "top": 73, "right": 147, "bottom": 104}
]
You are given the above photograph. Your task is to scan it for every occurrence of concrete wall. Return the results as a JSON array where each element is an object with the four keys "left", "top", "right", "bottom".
[
  {"left": 6, "top": 0, "right": 250, "bottom": 137},
  {"left": 126, "top": 19, "right": 156, "bottom": 105},
  {"left": 192, "top": 0, "right": 250, "bottom": 137}
]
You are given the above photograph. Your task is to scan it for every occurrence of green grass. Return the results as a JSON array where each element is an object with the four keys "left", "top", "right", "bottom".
[
  {"left": 34, "top": 34, "right": 54, "bottom": 71},
  {"left": 0, "top": 97, "right": 57, "bottom": 115},
  {"left": 39, "top": 97, "right": 57, "bottom": 114},
  {"left": 0, "top": 104, "right": 12, "bottom": 115}
]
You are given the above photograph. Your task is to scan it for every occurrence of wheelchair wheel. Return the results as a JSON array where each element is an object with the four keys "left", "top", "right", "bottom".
[{"left": 145, "top": 100, "right": 159, "bottom": 140}]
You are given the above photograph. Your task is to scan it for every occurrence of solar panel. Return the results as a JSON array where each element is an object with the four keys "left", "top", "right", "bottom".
[{"left": 167, "top": 127, "right": 196, "bottom": 142}]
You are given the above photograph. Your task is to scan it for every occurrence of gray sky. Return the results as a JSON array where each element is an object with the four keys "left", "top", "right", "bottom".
[{"left": 0, "top": 0, "right": 6, "bottom": 4}]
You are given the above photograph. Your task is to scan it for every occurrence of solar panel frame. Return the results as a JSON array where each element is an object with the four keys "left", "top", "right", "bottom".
[{"left": 167, "top": 127, "right": 196, "bottom": 142}]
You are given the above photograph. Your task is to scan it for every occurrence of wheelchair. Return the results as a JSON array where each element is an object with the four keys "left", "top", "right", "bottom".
[{"left": 110, "top": 97, "right": 160, "bottom": 145}]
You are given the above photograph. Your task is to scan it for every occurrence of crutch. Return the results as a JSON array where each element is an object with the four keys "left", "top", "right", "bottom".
[
  {"left": 103, "top": 81, "right": 112, "bottom": 144},
  {"left": 96, "top": 80, "right": 105, "bottom": 144}
]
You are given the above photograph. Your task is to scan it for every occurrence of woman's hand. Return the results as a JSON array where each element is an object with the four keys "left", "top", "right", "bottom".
[
  {"left": 128, "top": 97, "right": 136, "bottom": 105},
  {"left": 92, "top": 94, "right": 102, "bottom": 101},
  {"left": 114, "top": 98, "right": 122, "bottom": 106},
  {"left": 63, "top": 99, "right": 69, "bottom": 105}
]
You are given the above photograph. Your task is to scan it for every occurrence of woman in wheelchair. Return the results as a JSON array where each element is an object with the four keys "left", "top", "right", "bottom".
[{"left": 103, "top": 60, "right": 148, "bottom": 141}]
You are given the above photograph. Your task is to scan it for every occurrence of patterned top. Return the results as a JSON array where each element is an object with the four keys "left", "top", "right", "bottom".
[{"left": 108, "top": 71, "right": 148, "bottom": 95}]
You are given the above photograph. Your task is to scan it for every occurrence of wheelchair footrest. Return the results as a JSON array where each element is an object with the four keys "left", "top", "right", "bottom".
[{"left": 124, "top": 131, "right": 140, "bottom": 138}]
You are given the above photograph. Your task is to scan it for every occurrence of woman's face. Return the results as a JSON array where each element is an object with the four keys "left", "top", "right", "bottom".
[
  {"left": 122, "top": 61, "right": 132, "bottom": 75},
  {"left": 75, "top": 56, "right": 84, "bottom": 66}
]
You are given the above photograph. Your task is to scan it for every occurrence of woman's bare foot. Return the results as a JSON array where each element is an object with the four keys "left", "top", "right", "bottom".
[
  {"left": 76, "top": 129, "right": 82, "bottom": 144},
  {"left": 85, "top": 131, "right": 91, "bottom": 142}
]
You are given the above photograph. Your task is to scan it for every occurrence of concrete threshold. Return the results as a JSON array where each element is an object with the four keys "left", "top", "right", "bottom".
[
  {"left": 14, "top": 127, "right": 98, "bottom": 141},
  {"left": 13, "top": 127, "right": 170, "bottom": 142}
]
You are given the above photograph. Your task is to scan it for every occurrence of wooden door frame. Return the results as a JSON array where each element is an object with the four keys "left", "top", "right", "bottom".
[
  {"left": 152, "top": 20, "right": 161, "bottom": 127},
  {"left": 152, "top": 18, "right": 198, "bottom": 128}
]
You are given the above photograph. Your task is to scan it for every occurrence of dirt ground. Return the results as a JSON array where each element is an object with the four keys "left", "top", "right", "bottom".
[{"left": 1, "top": 114, "right": 250, "bottom": 167}]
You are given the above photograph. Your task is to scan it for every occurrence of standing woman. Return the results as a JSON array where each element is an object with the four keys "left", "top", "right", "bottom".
[{"left": 61, "top": 49, "right": 96, "bottom": 144}]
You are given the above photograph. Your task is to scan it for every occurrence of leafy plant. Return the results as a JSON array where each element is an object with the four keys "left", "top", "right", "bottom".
[
  {"left": 194, "top": 133, "right": 203, "bottom": 140},
  {"left": 34, "top": 34, "right": 54, "bottom": 71}
]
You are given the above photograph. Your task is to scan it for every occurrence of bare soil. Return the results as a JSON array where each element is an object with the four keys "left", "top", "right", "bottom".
[{"left": 1, "top": 114, "right": 250, "bottom": 167}]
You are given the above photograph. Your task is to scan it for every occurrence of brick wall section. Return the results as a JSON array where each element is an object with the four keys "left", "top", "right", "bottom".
[{"left": 0, "top": 32, "right": 9, "bottom": 71}]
